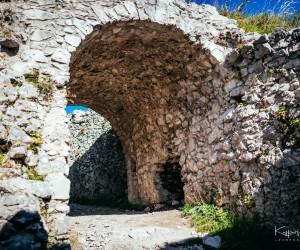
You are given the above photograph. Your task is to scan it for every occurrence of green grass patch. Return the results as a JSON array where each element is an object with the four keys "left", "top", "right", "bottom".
[
  {"left": 0, "top": 154, "right": 4, "bottom": 166},
  {"left": 181, "top": 203, "right": 289, "bottom": 250},
  {"left": 181, "top": 203, "right": 235, "bottom": 233},
  {"left": 29, "top": 132, "right": 44, "bottom": 154},
  {"left": 205, "top": 0, "right": 300, "bottom": 34},
  {"left": 2, "top": 29, "right": 12, "bottom": 37},
  {"left": 221, "top": 10, "right": 299, "bottom": 34},
  {"left": 24, "top": 71, "right": 54, "bottom": 96},
  {"left": 70, "top": 196, "right": 147, "bottom": 211},
  {"left": 23, "top": 167, "right": 45, "bottom": 181}
]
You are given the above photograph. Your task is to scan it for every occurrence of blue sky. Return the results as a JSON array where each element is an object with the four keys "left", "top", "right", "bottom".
[
  {"left": 189, "top": 0, "right": 299, "bottom": 14},
  {"left": 66, "top": 105, "right": 89, "bottom": 114}
]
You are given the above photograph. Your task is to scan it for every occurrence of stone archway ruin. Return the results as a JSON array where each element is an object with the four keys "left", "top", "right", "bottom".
[
  {"left": 68, "top": 20, "right": 216, "bottom": 205},
  {"left": 0, "top": 0, "right": 299, "bottom": 248}
]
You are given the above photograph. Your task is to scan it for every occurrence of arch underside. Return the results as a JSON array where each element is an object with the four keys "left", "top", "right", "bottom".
[{"left": 68, "top": 20, "right": 213, "bottom": 204}]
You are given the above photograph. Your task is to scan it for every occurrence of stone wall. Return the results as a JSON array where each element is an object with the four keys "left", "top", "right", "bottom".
[
  {"left": 0, "top": 0, "right": 299, "bottom": 248},
  {"left": 69, "top": 110, "right": 126, "bottom": 200}
]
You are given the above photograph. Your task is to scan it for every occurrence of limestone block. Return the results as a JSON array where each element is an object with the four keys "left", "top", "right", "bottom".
[
  {"left": 31, "top": 30, "right": 52, "bottom": 41},
  {"left": 8, "top": 126, "right": 31, "bottom": 144},
  {"left": 0, "top": 124, "right": 8, "bottom": 144},
  {"left": 229, "top": 182, "right": 239, "bottom": 196},
  {"left": 23, "top": 9, "right": 56, "bottom": 20},
  {"left": 45, "top": 173, "right": 70, "bottom": 200},
  {"left": 208, "top": 127, "right": 222, "bottom": 144},
  {"left": 65, "top": 34, "right": 81, "bottom": 47},
  {"left": 9, "top": 145, "right": 28, "bottom": 159},
  {"left": 51, "top": 213, "right": 69, "bottom": 235},
  {"left": 51, "top": 49, "right": 71, "bottom": 64},
  {"left": 18, "top": 83, "right": 39, "bottom": 99}
]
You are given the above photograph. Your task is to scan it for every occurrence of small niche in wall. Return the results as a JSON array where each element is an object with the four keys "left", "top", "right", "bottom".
[{"left": 159, "top": 157, "right": 184, "bottom": 206}]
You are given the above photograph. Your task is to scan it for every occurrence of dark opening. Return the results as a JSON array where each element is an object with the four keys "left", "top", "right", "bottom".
[{"left": 159, "top": 157, "right": 184, "bottom": 206}]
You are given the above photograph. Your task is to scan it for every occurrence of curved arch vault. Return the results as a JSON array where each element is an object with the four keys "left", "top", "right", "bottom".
[{"left": 68, "top": 20, "right": 212, "bottom": 204}]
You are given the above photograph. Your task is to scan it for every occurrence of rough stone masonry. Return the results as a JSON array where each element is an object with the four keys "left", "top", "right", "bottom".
[{"left": 0, "top": 0, "right": 299, "bottom": 248}]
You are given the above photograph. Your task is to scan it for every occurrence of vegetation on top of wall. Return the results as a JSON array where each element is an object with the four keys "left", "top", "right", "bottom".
[
  {"left": 181, "top": 203, "right": 286, "bottom": 250},
  {"left": 187, "top": 0, "right": 300, "bottom": 34}
]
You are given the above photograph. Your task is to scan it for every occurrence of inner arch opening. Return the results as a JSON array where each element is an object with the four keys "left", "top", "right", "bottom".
[
  {"left": 68, "top": 107, "right": 127, "bottom": 204},
  {"left": 68, "top": 20, "right": 207, "bottom": 205}
]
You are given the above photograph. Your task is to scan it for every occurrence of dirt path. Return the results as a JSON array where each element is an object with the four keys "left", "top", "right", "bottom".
[{"left": 68, "top": 204, "right": 205, "bottom": 250}]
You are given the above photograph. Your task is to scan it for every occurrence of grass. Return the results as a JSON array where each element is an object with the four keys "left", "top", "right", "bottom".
[
  {"left": 29, "top": 132, "right": 44, "bottom": 154},
  {"left": 188, "top": 0, "right": 300, "bottom": 34},
  {"left": 181, "top": 203, "right": 292, "bottom": 250},
  {"left": 2, "top": 29, "right": 12, "bottom": 37},
  {"left": 23, "top": 167, "right": 45, "bottom": 181},
  {"left": 24, "top": 71, "right": 54, "bottom": 96},
  {"left": 181, "top": 203, "right": 235, "bottom": 233},
  {"left": 0, "top": 154, "right": 4, "bottom": 166},
  {"left": 275, "top": 107, "right": 300, "bottom": 130},
  {"left": 70, "top": 196, "right": 147, "bottom": 211}
]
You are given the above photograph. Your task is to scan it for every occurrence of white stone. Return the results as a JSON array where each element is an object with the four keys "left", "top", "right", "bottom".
[
  {"left": 65, "top": 34, "right": 81, "bottom": 47},
  {"left": 22, "top": 49, "right": 48, "bottom": 63},
  {"left": 25, "top": 150, "right": 39, "bottom": 167},
  {"left": 55, "top": 203, "right": 70, "bottom": 213},
  {"left": 239, "top": 153, "right": 253, "bottom": 162},
  {"left": 0, "top": 124, "right": 8, "bottom": 143},
  {"left": 3, "top": 178, "right": 51, "bottom": 199},
  {"left": 114, "top": 5, "right": 129, "bottom": 17},
  {"left": 8, "top": 126, "right": 31, "bottom": 143},
  {"left": 51, "top": 49, "right": 71, "bottom": 64},
  {"left": 52, "top": 213, "right": 69, "bottom": 235},
  {"left": 208, "top": 127, "right": 222, "bottom": 144},
  {"left": 31, "top": 30, "right": 52, "bottom": 41},
  {"left": 18, "top": 83, "right": 39, "bottom": 99},
  {"left": 45, "top": 173, "right": 70, "bottom": 200},
  {"left": 222, "top": 108, "right": 235, "bottom": 122},
  {"left": 91, "top": 5, "right": 110, "bottom": 23},
  {"left": 124, "top": 1, "right": 139, "bottom": 19},
  {"left": 23, "top": 9, "right": 56, "bottom": 20},
  {"left": 9, "top": 145, "right": 27, "bottom": 159},
  {"left": 224, "top": 79, "right": 242, "bottom": 93}
]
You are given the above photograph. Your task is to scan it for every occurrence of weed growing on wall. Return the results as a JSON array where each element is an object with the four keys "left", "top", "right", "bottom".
[
  {"left": 29, "top": 132, "right": 44, "bottom": 154},
  {"left": 22, "top": 167, "right": 45, "bottom": 181},
  {"left": 24, "top": 71, "right": 54, "bottom": 97},
  {"left": 0, "top": 154, "right": 4, "bottom": 166}
]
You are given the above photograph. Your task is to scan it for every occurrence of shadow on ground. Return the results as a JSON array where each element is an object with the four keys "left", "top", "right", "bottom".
[
  {"left": 68, "top": 203, "right": 146, "bottom": 217},
  {"left": 0, "top": 210, "right": 70, "bottom": 250}
]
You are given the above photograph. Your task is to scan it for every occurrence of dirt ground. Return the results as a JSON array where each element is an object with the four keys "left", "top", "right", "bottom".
[{"left": 68, "top": 204, "right": 205, "bottom": 250}]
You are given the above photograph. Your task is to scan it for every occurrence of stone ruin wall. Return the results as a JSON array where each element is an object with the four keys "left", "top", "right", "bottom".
[
  {"left": 69, "top": 110, "right": 126, "bottom": 201},
  {"left": 0, "top": 0, "right": 299, "bottom": 248}
]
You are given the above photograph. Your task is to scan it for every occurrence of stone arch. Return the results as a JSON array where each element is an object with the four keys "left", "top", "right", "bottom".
[{"left": 67, "top": 19, "right": 217, "bottom": 205}]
